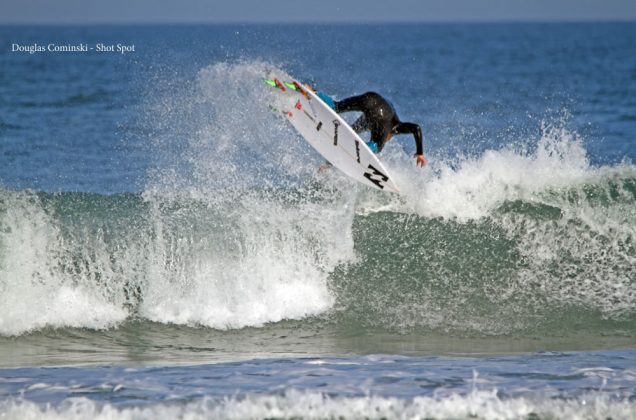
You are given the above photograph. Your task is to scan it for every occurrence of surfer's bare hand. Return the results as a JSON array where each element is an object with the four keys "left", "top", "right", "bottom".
[{"left": 415, "top": 154, "right": 427, "bottom": 168}]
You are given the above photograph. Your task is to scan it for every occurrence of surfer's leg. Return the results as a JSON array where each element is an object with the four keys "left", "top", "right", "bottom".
[
  {"left": 365, "top": 141, "right": 380, "bottom": 154},
  {"left": 316, "top": 92, "right": 336, "bottom": 110},
  {"left": 369, "top": 126, "right": 391, "bottom": 153}
]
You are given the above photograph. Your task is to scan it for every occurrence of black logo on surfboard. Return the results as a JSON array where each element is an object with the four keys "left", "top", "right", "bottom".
[
  {"left": 333, "top": 120, "right": 340, "bottom": 146},
  {"left": 355, "top": 140, "right": 361, "bottom": 163},
  {"left": 316, "top": 121, "right": 323, "bottom": 131},
  {"left": 303, "top": 109, "right": 316, "bottom": 123},
  {"left": 363, "top": 164, "right": 389, "bottom": 189}
]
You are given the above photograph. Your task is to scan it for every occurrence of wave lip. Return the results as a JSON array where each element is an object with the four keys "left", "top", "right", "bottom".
[{"left": 387, "top": 123, "right": 601, "bottom": 221}]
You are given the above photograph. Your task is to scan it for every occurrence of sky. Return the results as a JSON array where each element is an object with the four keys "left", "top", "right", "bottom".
[{"left": 2, "top": 0, "right": 636, "bottom": 24}]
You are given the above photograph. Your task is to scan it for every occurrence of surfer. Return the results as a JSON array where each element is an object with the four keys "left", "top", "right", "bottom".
[{"left": 318, "top": 91, "right": 427, "bottom": 167}]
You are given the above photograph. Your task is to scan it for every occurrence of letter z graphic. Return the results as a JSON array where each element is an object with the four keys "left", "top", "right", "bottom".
[{"left": 363, "top": 164, "right": 389, "bottom": 189}]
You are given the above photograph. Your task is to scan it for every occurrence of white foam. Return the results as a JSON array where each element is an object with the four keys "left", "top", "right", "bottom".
[
  {"left": 137, "top": 195, "right": 353, "bottom": 329},
  {"left": 1, "top": 390, "right": 634, "bottom": 420},
  {"left": 138, "top": 61, "right": 358, "bottom": 329},
  {"left": 0, "top": 192, "right": 127, "bottom": 336},
  {"left": 379, "top": 122, "right": 602, "bottom": 221}
]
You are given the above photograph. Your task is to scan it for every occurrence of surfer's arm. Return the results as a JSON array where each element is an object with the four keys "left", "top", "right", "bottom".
[
  {"left": 334, "top": 94, "right": 368, "bottom": 113},
  {"left": 395, "top": 122, "right": 426, "bottom": 167}
]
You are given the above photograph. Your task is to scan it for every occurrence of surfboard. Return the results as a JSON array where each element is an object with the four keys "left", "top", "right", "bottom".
[{"left": 266, "top": 77, "right": 400, "bottom": 193}]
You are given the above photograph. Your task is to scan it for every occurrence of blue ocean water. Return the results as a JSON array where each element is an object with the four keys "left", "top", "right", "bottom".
[{"left": 1, "top": 23, "right": 635, "bottom": 418}]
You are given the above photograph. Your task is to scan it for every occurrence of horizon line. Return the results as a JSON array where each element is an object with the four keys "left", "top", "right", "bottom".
[{"left": 1, "top": 17, "right": 636, "bottom": 26}]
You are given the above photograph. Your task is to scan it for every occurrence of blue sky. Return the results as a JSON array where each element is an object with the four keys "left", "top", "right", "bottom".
[{"left": 2, "top": 0, "right": 636, "bottom": 24}]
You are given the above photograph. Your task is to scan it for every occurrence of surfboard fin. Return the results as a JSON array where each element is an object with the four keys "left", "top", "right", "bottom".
[{"left": 264, "top": 78, "right": 287, "bottom": 91}]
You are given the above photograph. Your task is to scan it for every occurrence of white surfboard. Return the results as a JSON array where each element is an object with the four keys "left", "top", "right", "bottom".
[{"left": 267, "top": 78, "right": 400, "bottom": 193}]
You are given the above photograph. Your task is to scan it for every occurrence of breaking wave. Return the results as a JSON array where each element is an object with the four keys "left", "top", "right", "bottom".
[{"left": 1, "top": 61, "right": 634, "bottom": 337}]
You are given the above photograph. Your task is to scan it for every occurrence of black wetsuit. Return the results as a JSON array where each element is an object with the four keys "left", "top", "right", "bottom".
[{"left": 334, "top": 92, "right": 423, "bottom": 155}]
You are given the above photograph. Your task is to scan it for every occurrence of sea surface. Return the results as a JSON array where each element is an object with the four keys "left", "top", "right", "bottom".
[{"left": 0, "top": 23, "right": 635, "bottom": 419}]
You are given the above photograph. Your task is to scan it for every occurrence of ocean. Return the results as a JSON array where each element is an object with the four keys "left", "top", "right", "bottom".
[{"left": 0, "top": 23, "right": 635, "bottom": 419}]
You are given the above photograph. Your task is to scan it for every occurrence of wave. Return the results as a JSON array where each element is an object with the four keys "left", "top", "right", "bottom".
[
  {"left": 1, "top": 61, "right": 634, "bottom": 337},
  {"left": 0, "top": 189, "right": 345, "bottom": 336},
  {"left": 1, "top": 170, "right": 633, "bottom": 337},
  {"left": 339, "top": 123, "right": 636, "bottom": 334},
  {"left": 2, "top": 390, "right": 634, "bottom": 420}
]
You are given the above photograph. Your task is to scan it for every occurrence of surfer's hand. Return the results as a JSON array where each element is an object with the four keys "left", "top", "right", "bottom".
[{"left": 415, "top": 154, "right": 427, "bottom": 168}]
